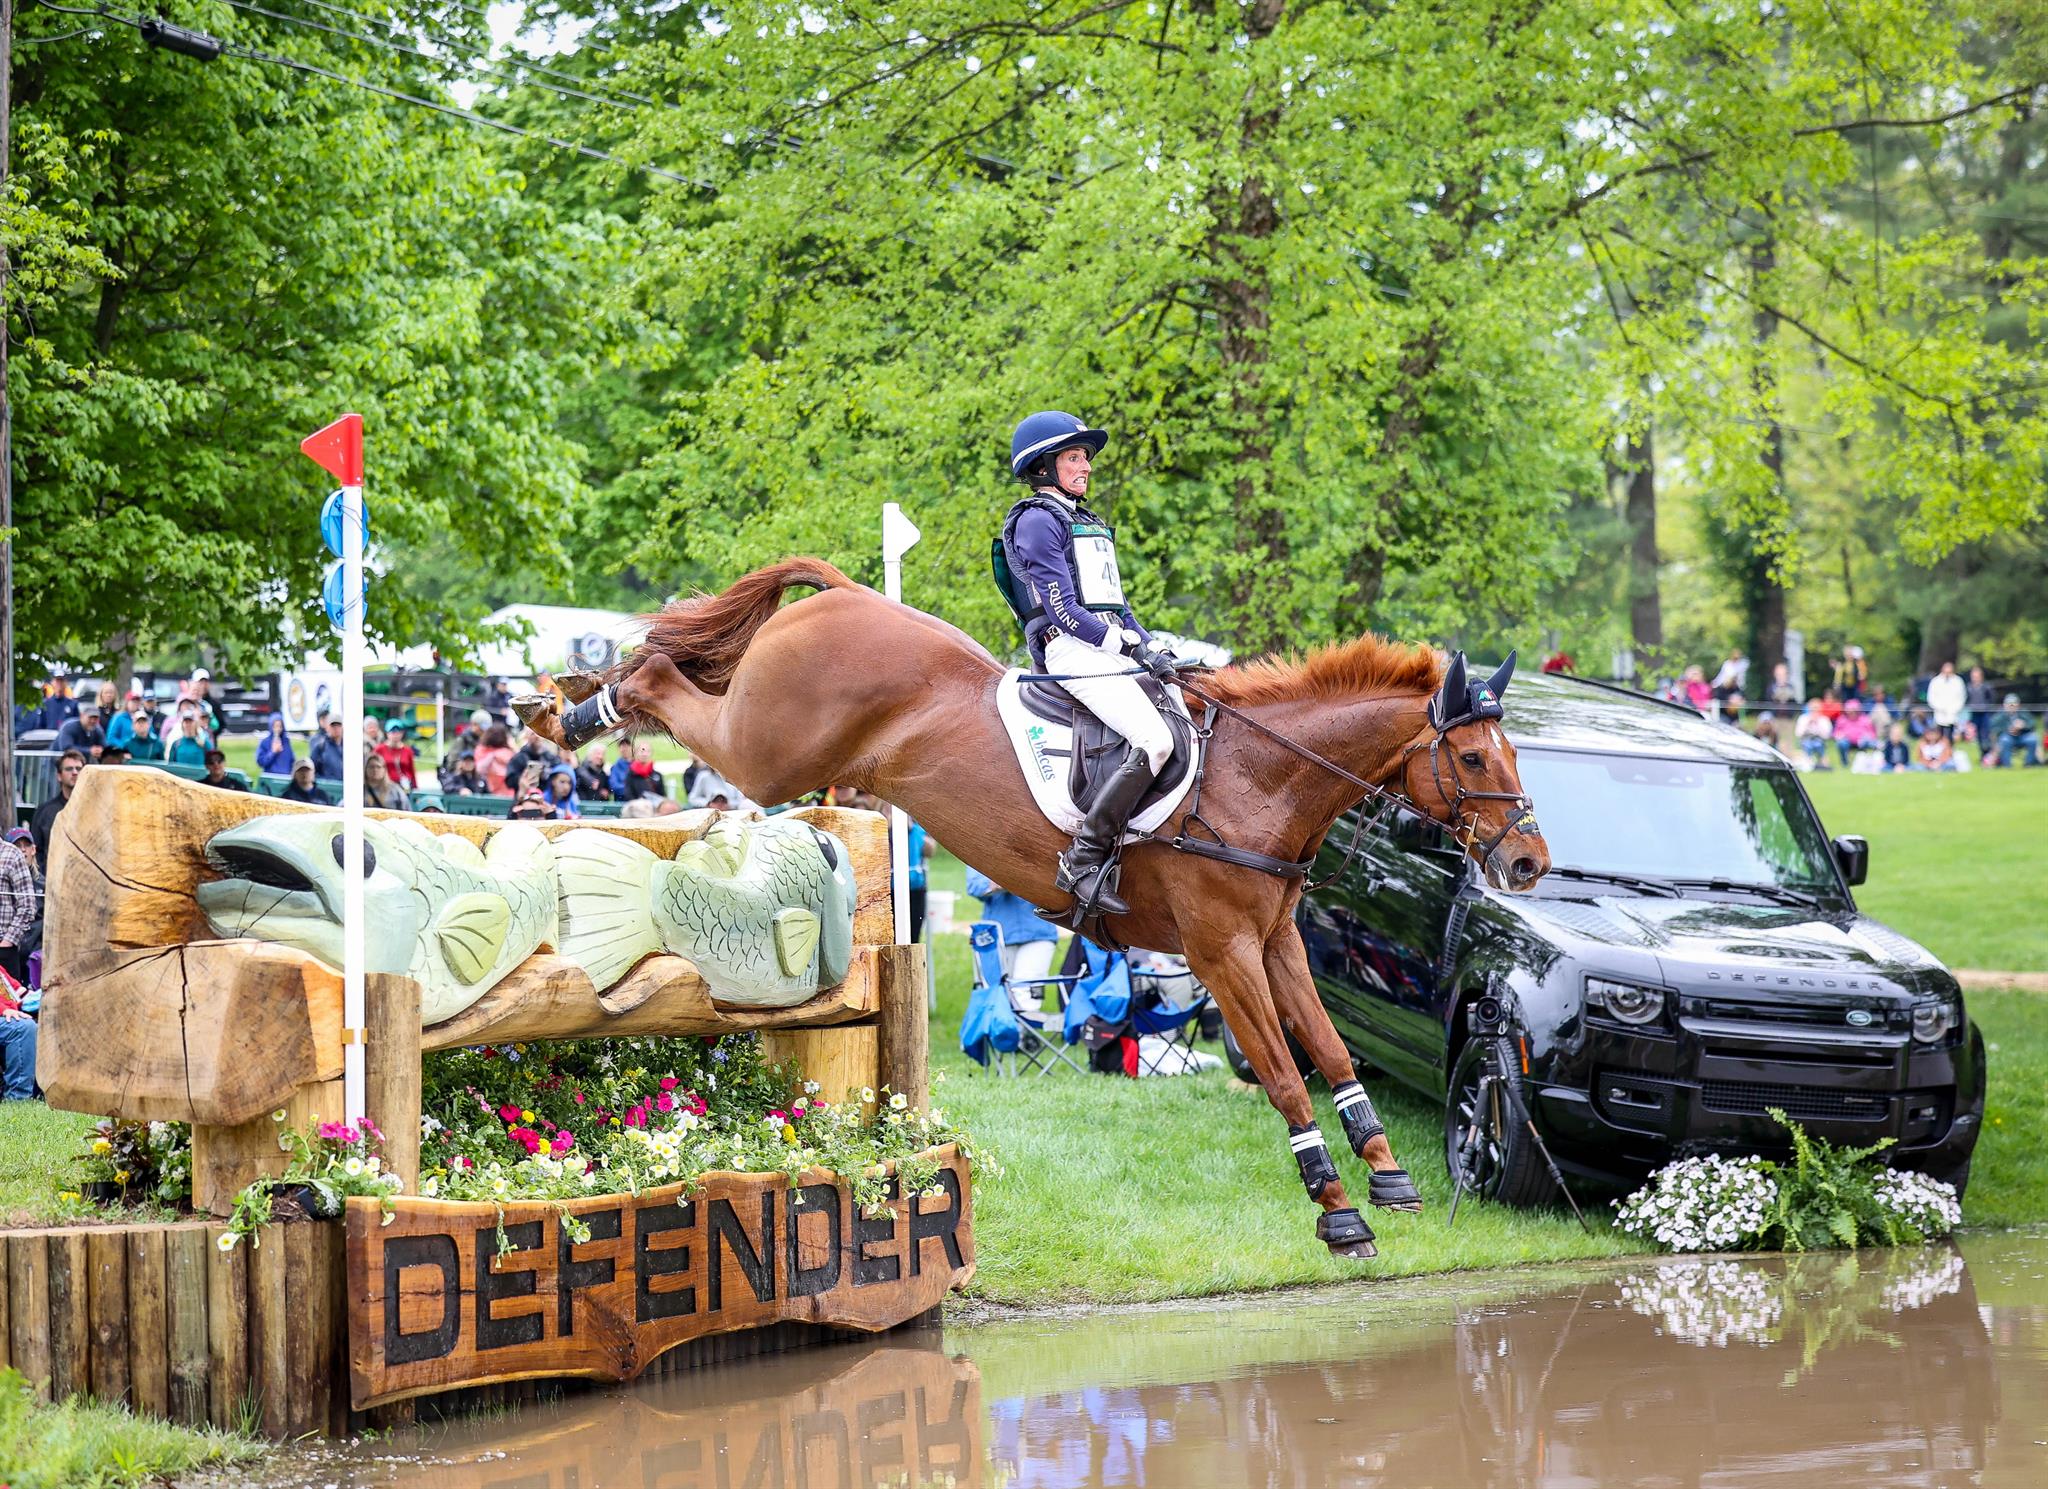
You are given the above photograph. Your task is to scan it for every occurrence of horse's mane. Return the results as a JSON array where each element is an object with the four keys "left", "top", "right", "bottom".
[{"left": 1199, "top": 634, "right": 1444, "bottom": 708}]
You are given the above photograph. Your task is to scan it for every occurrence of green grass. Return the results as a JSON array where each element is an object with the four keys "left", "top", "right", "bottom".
[
  {"left": 0, "top": 1367, "right": 258, "bottom": 1488},
  {"left": 1802, "top": 769, "right": 2048, "bottom": 972},
  {"left": 924, "top": 840, "right": 2048, "bottom": 1304}
]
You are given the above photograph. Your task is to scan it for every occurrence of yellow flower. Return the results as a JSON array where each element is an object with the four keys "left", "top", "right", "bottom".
[
  {"left": 91, "top": 1138, "right": 112, "bottom": 1155},
  {"left": 781, "top": 1124, "right": 798, "bottom": 1145},
  {"left": 520, "top": 1109, "right": 534, "bottom": 1123},
  {"left": 608, "top": 1116, "right": 621, "bottom": 1128},
  {"left": 58, "top": 1190, "right": 81, "bottom": 1203},
  {"left": 114, "top": 1170, "right": 130, "bottom": 1184}
]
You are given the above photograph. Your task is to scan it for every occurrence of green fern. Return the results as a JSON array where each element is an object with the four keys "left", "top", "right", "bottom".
[{"left": 1759, "top": 1108, "right": 1926, "bottom": 1251}]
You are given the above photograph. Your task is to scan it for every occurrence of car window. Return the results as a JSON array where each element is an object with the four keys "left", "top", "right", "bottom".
[{"left": 1513, "top": 750, "right": 1838, "bottom": 891}]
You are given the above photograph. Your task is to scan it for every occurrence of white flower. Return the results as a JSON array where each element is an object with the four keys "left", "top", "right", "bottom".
[
  {"left": 366, "top": 1156, "right": 381, "bottom": 1174},
  {"left": 343, "top": 1157, "right": 365, "bottom": 1177},
  {"left": 889, "top": 1092, "right": 908, "bottom": 1111},
  {"left": 421, "top": 1175, "right": 440, "bottom": 1198},
  {"left": 861, "top": 1087, "right": 876, "bottom": 1103},
  {"left": 217, "top": 1233, "right": 239, "bottom": 1252},
  {"left": 927, "top": 1107, "right": 945, "bottom": 1127},
  {"left": 492, "top": 1177, "right": 510, "bottom": 1196},
  {"left": 804, "top": 1080, "right": 821, "bottom": 1094}
]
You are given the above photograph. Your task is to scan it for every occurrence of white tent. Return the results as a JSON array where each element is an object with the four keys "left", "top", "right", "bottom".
[{"left": 374, "top": 603, "right": 643, "bottom": 681}]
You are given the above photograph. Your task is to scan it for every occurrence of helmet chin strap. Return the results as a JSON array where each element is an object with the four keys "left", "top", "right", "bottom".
[{"left": 1035, "top": 470, "right": 1086, "bottom": 503}]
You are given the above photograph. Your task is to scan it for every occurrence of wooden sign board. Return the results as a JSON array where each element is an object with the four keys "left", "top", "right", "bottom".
[{"left": 344, "top": 1147, "right": 974, "bottom": 1410}]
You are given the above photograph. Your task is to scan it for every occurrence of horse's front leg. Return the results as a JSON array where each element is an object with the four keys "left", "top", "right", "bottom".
[
  {"left": 1264, "top": 921, "right": 1423, "bottom": 1213},
  {"left": 1182, "top": 927, "right": 1377, "bottom": 1259}
]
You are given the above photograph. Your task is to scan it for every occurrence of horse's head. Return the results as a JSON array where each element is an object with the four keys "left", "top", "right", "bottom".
[{"left": 1397, "top": 650, "right": 1550, "bottom": 892}]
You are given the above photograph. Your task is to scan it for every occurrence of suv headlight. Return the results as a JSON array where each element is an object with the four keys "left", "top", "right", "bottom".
[
  {"left": 1911, "top": 1000, "right": 1958, "bottom": 1044},
  {"left": 1586, "top": 976, "right": 1667, "bottom": 1026}
]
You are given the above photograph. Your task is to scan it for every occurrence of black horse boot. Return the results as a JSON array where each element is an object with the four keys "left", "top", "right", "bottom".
[{"left": 1039, "top": 742, "right": 1158, "bottom": 928}]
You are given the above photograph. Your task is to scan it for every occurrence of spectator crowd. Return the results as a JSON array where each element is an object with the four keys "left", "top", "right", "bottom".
[{"left": 1620, "top": 646, "right": 2047, "bottom": 774}]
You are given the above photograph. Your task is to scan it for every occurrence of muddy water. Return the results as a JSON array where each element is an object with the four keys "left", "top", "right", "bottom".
[{"left": 245, "top": 1231, "right": 2048, "bottom": 1489}]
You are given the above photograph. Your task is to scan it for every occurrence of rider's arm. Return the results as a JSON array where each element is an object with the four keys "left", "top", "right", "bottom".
[{"left": 1011, "top": 506, "right": 1118, "bottom": 651}]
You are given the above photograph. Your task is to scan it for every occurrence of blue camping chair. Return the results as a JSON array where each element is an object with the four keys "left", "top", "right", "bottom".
[
  {"left": 1127, "top": 955, "right": 1216, "bottom": 1076},
  {"left": 962, "top": 921, "right": 1085, "bottom": 1076}
]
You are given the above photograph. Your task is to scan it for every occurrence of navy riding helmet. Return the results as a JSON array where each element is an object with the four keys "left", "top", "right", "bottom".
[{"left": 1010, "top": 411, "right": 1108, "bottom": 480}]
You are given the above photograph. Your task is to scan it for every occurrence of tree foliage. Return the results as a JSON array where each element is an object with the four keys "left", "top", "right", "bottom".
[{"left": 10, "top": 4, "right": 631, "bottom": 677}]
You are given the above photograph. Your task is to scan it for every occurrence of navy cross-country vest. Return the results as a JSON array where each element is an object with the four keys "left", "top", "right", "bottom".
[{"left": 993, "top": 494, "right": 1132, "bottom": 664}]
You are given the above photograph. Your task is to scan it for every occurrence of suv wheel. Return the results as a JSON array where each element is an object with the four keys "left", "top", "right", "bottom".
[
  {"left": 1220, "top": 1019, "right": 1313, "bottom": 1086},
  {"left": 1445, "top": 1037, "right": 1560, "bottom": 1208}
]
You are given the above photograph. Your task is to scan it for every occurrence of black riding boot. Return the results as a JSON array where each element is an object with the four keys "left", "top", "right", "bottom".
[{"left": 1041, "top": 743, "right": 1158, "bottom": 928}]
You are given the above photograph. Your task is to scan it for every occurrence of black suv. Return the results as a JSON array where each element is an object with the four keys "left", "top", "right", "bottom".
[{"left": 1230, "top": 674, "right": 1985, "bottom": 1203}]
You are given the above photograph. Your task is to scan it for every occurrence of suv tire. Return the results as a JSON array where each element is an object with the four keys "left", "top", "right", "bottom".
[
  {"left": 1220, "top": 1019, "right": 1313, "bottom": 1086},
  {"left": 1445, "top": 1037, "right": 1560, "bottom": 1209}
]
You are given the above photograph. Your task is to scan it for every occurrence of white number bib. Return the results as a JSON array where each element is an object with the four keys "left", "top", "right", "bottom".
[{"left": 1074, "top": 531, "right": 1127, "bottom": 609}]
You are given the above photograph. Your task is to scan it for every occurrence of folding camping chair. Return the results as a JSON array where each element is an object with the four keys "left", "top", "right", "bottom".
[
  {"left": 1127, "top": 954, "right": 1217, "bottom": 1076},
  {"left": 964, "top": 921, "right": 1087, "bottom": 1076}
]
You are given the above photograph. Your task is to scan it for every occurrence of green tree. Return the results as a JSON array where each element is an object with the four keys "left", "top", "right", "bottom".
[{"left": 9, "top": 4, "right": 632, "bottom": 678}]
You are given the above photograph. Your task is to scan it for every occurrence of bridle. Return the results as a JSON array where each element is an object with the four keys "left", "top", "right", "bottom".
[
  {"left": 1168, "top": 678, "right": 1533, "bottom": 889},
  {"left": 1398, "top": 711, "right": 1538, "bottom": 867}
]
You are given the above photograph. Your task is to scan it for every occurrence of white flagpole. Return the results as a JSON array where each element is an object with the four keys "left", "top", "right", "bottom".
[
  {"left": 341, "top": 477, "right": 367, "bottom": 1125},
  {"left": 880, "top": 503, "right": 921, "bottom": 949}
]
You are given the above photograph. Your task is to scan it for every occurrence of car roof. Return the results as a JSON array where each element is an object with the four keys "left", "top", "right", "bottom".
[{"left": 1502, "top": 673, "right": 1788, "bottom": 765}]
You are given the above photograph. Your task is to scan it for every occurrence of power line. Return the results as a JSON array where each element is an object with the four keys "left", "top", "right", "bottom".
[
  {"left": 225, "top": 42, "right": 703, "bottom": 184},
  {"left": 31, "top": 0, "right": 704, "bottom": 187},
  {"left": 214, "top": 0, "right": 646, "bottom": 114},
  {"left": 278, "top": 0, "right": 656, "bottom": 108}
]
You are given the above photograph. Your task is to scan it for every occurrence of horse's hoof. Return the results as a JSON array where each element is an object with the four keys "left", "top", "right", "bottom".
[
  {"left": 1368, "top": 1168, "right": 1424, "bottom": 1212},
  {"left": 509, "top": 692, "right": 555, "bottom": 729},
  {"left": 556, "top": 670, "right": 603, "bottom": 704},
  {"left": 1316, "top": 1207, "right": 1376, "bottom": 1258}
]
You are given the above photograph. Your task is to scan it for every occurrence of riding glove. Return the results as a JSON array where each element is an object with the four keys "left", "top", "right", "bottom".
[{"left": 1133, "top": 638, "right": 1180, "bottom": 681}]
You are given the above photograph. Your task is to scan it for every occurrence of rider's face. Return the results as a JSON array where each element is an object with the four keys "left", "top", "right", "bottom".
[{"left": 1053, "top": 446, "right": 1091, "bottom": 494}]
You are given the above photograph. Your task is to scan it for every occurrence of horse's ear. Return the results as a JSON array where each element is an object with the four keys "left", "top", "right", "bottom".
[
  {"left": 1486, "top": 649, "right": 1517, "bottom": 699},
  {"left": 1432, "top": 652, "right": 1468, "bottom": 728}
]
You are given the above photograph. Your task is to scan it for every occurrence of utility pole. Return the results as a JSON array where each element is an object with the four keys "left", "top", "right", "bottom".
[{"left": 1, "top": 0, "right": 16, "bottom": 825}]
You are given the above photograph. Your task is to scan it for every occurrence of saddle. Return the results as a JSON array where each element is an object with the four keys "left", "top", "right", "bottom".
[{"left": 995, "top": 670, "right": 1201, "bottom": 839}]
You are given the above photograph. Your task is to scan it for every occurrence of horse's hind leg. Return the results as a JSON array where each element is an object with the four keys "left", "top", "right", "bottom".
[
  {"left": 1265, "top": 922, "right": 1423, "bottom": 1213},
  {"left": 1181, "top": 927, "right": 1376, "bottom": 1259},
  {"left": 513, "top": 653, "right": 726, "bottom": 758}
]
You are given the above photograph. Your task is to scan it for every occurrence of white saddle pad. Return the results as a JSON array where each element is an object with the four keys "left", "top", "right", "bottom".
[{"left": 995, "top": 668, "right": 1199, "bottom": 839}]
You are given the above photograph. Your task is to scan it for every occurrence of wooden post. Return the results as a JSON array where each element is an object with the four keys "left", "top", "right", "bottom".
[
  {"left": 364, "top": 972, "right": 422, "bottom": 1194},
  {"left": 127, "top": 1228, "right": 169, "bottom": 1419},
  {"left": 759, "top": 1025, "right": 880, "bottom": 1112},
  {"left": 191, "top": 1078, "right": 344, "bottom": 1216},
  {"left": 48, "top": 1231, "right": 89, "bottom": 1401},
  {"left": 249, "top": 1225, "right": 289, "bottom": 1438},
  {"left": 87, "top": 1228, "right": 130, "bottom": 1405},
  {"left": 8, "top": 1234, "right": 47, "bottom": 1400},
  {"left": 875, "top": 944, "right": 931, "bottom": 1108},
  {"left": 166, "top": 1225, "right": 211, "bottom": 1427},
  {"left": 0, "top": 1234, "right": 9, "bottom": 1370},
  {"left": 205, "top": 1223, "right": 249, "bottom": 1430},
  {"left": 283, "top": 1224, "right": 322, "bottom": 1437}
]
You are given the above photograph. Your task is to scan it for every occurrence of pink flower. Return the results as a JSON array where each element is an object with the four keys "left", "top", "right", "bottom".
[
  {"left": 459, "top": 1155, "right": 475, "bottom": 1169},
  {"left": 573, "top": 1091, "right": 586, "bottom": 1106},
  {"left": 361, "top": 1118, "right": 384, "bottom": 1143},
  {"left": 625, "top": 1107, "right": 646, "bottom": 1130},
  {"left": 512, "top": 1128, "right": 541, "bottom": 1156},
  {"left": 341, "top": 1126, "right": 361, "bottom": 1145},
  {"left": 768, "top": 1110, "right": 785, "bottom": 1122},
  {"left": 659, "top": 1076, "right": 679, "bottom": 1092},
  {"left": 499, "top": 1104, "right": 520, "bottom": 1123},
  {"left": 551, "top": 1131, "right": 575, "bottom": 1155},
  {"left": 656, "top": 1094, "right": 675, "bottom": 1114},
  {"left": 318, "top": 1122, "right": 349, "bottom": 1142}
]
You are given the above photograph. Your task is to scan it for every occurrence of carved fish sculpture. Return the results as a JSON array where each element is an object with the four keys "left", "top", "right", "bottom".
[
  {"left": 197, "top": 815, "right": 561, "bottom": 1025},
  {"left": 554, "top": 816, "right": 856, "bottom": 1006}
]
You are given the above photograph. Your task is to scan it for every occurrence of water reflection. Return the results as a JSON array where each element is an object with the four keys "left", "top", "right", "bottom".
[{"left": 289, "top": 1235, "right": 2048, "bottom": 1489}]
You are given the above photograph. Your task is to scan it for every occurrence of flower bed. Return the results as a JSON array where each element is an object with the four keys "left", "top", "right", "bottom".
[{"left": 1616, "top": 1110, "right": 1961, "bottom": 1253}]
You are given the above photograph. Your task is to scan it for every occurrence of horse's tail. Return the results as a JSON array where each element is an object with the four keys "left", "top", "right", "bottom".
[{"left": 614, "top": 558, "right": 856, "bottom": 695}]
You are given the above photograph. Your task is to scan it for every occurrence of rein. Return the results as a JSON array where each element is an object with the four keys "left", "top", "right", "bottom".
[{"left": 1018, "top": 663, "right": 1415, "bottom": 888}]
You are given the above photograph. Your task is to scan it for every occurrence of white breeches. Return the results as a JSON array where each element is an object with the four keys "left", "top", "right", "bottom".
[{"left": 1045, "top": 632, "right": 1175, "bottom": 773}]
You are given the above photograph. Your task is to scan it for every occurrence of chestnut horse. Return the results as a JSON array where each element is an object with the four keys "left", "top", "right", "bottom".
[{"left": 516, "top": 558, "right": 1550, "bottom": 1258}]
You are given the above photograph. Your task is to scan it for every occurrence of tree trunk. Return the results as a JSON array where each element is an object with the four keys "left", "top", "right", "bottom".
[
  {"left": 1747, "top": 236, "right": 1790, "bottom": 673},
  {"left": 1623, "top": 409, "right": 1662, "bottom": 657},
  {"left": 1204, "top": 0, "right": 1288, "bottom": 650}
]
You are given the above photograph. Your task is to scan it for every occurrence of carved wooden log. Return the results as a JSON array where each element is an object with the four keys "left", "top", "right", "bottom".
[{"left": 38, "top": 769, "right": 896, "bottom": 1129}]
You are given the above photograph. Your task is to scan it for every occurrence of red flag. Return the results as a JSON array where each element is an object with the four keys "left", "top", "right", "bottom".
[{"left": 300, "top": 413, "right": 364, "bottom": 485}]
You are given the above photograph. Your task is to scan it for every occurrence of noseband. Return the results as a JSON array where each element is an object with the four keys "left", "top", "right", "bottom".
[{"left": 1399, "top": 714, "right": 1537, "bottom": 865}]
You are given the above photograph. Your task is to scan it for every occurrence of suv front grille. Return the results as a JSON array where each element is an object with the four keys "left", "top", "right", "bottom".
[
  {"left": 1686, "top": 998, "right": 1909, "bottom": 1033},
  {"left": 1699, "top": 1080, "right": 1889, "bottom": 1123}
]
